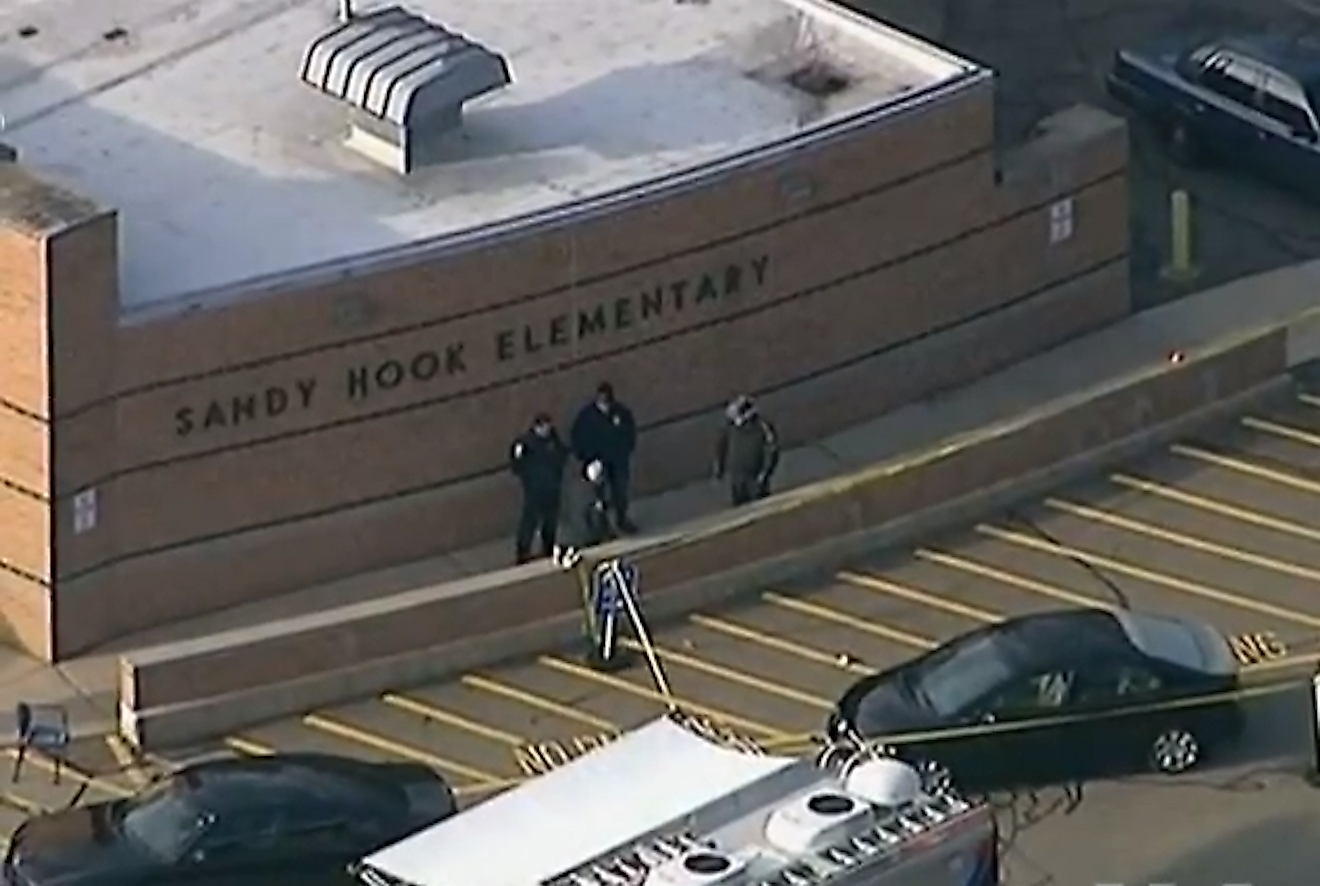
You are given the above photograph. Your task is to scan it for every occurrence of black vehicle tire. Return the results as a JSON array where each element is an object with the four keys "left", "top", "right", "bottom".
[
  {"left": 1165, "top": 121, "right": 1199, "bottom": 166},
  {"left": 1148, "top": 726, "right": 1201, "bottom": 775}
]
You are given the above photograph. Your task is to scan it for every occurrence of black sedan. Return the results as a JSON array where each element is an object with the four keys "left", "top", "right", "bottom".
[
  {"left": 826, "top": 609, "right": 1244, "bottom": 794},
  {"left": 1107, "top": 34, "right": 1320, "bottom": 194},
  {"left": 3, "top": 753, "right": 456, "bottom": 886}
]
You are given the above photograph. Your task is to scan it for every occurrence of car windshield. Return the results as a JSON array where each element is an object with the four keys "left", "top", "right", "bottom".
[
  {"left": 116, "top": 778, "right": 211, "bottom": 861},
  {"left": 913, "top": 633, "right": 1017, "bottom": 716}
]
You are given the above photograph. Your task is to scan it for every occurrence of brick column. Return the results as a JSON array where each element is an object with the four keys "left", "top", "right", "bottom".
[{"left": 0, "top": 158, "right": 118, "bottom": 660}]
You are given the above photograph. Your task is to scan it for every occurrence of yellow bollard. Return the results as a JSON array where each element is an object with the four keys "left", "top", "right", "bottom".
[{"left": 1161, "top": 189, "right": 1200, "bottom": 283}]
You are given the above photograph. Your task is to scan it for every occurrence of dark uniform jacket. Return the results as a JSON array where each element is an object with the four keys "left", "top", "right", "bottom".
[
  {"left": 558, "top": 474, "right": 612, "bottom": 550},
  {"left": 571, "top": 402, "right": 637, "bottom": 465},
  {"left": 714, "top": 416, "right": 780, "bottom": 481},
  {"left": 509, "top": 430, "right": 569, "bottom": 501}
]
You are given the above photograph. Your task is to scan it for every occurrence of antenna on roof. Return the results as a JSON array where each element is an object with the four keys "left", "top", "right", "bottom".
[{"left": 337, "top": 0, "right": 353, "bottom": 22}]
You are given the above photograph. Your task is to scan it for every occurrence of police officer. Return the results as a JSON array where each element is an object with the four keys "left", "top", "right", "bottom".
[
  {"left": 553, "top": 459, "right": 613, "bottom": 566},
  {"left": 509, "top": 413, "right": 569, "bottom": 564},
  {"left": 713, "top": 395, "right": 780, "bottom": 506},
  {"left": 571, "top": 382, "right": 639, "bottom": 534}
]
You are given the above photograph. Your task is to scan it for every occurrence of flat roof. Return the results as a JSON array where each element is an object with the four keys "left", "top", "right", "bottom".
[
  {"left": 361, "top": 717, "right": 797, "bottom": 886},
  {"left": 0, "top": 0, "right": 982, "bottom": 313}
]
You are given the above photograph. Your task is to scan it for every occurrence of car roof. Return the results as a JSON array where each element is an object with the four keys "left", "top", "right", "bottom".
[
  {"left": 1218, "top": 34, "right": 1320, "bottom": 86},
  {"left": 991, "top": 609, "right": 1135, "bottom": 670},
  {"left": 179, "top": 755, "right": 387, "bottom": 811}
]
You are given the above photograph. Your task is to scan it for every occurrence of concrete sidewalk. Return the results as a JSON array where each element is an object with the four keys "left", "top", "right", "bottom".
[{"left": 10, "top": 256, "right": 1320, "bottom": 738}]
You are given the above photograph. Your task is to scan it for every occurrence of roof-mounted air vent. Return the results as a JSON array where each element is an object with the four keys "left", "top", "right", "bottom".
[
  {"left": 843, "top": 758, "right": 923, "bottom": 809},
  {"left": 764, "top": 790, "right": 872, "bottom": 854},
  {"left": 644, "top": 850, "right": 749, "bottom": 886},
  {"left": 298, "top": 5, "right": 512, "bottom": 174}
]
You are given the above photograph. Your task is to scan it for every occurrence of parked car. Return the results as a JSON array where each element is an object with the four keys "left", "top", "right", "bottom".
[
  {"left": 3, "top": 753, "right": 456, "bottom": 886},
  {"left": 826, "top": 609, "right": 1244, "bottom": 794},
  {"left": 1107, "top": 34, "right": 1320, "bottom": 191}
]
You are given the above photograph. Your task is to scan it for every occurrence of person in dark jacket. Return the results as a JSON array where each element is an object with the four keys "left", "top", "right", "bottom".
[
  {"left": 554, "top": 460, "right": 613, "bottom": 564},
  {"left": 570, "top": 382, "right": 639, "bottom": 534},
  {"left": 713, "top": 395, "right": 780, "bottom": 506},
  {"left": 509, "top": 413, "right": 570, "bottom": 564}
]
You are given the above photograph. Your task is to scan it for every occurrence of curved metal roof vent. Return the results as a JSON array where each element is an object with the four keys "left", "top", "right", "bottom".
[
  {"left": 645, "top": 851, "right": 749, "bottom": 886},
  {"left": 764, "top": 791, "right": 871, "bottom": 854},
  {"left": 298, "top": 5, "right": 512, "bottom": 173}
]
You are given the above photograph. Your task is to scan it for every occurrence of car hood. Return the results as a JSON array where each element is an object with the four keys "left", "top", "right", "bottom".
[
  {"left": 834, "top": 675, "right": 942, "bottom": 739},
  {"left": 8, "top": 805, "right": 155, "bottom": 886}
]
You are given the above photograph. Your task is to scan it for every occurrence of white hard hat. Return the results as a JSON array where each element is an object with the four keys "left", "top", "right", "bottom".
[{"left": 585, "top": 460, "right": 605, "bottom": 483}]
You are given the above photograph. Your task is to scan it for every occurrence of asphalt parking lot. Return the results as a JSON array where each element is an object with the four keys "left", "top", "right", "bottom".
[
  {"left": 855, "top": 0, "right": 1320, "bottom": 308},
  {"left": 7, "top": 389, "right": 1320, "bottom": 881}
]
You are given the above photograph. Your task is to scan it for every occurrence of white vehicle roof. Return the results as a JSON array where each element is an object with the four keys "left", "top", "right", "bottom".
[{"left": 360, "top": 717, "right": 798, "bottom": 886}]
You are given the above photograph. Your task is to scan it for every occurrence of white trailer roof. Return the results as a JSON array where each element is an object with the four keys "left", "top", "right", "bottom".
[{"left": 361, "top": 717, "right": 799, "bottom": 886}]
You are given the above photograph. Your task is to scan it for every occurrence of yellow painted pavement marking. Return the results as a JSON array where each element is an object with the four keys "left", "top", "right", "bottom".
[
  {"left": 453, "top": 778, "right": 526, "bottom": 799},
  {"left": 617, "top": 638, "right": 832, "bottom": 709},
  {"left": 978, "top": 524, "right": 1320, "bottom": 629},
  {"left": 301, "top": 713, "right": 502, "bottom": 785},
  {"left": 1243, "top": 415, "right": 1320, "bottom": 448},
  {"left": 2, "top": 747, "right": 131, "bottom": 798},
  {"left": 1298, "top": 392, "right": 1320, "bottom": 411},
  {"left": 537, "top": 655, "right": 790, "bottom": 739},
  {"left": 104, "top": 735, "right": 149, "bottom": 787},
  {"left": 761, "top": 592, "right": 936, "bottom": 649},
  {"left": 1046, "top": 497, "right": 1320, "bottom": 584},
  {"left": 226, "top": 736, "right": 274, "bottom": 756},
  {"left": 1112, "top": 473, "right": 1320, "bottom": 544},
  {"left": 381, "top": 694, "right": 525, "bottom": 746},
  {"left": 914, "top": 548, "right": 1115, "bottom": 612},
  {"left": 837, "top": 570, "right": 1001, "bottom": 623},
  {"left": 460, "top": 674, "right": 619, "bottom": 733},
  {"left": 0, "top": 791, "right": 45, "bottom": 815},
  {"left": 689, "top": 614, "right": 873, "bottom": 676},
  {"left": 1171, "top": 444, "right": 1320, "bottom": 496}
]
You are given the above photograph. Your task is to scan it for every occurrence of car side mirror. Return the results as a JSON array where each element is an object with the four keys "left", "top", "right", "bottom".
[{"left": 979, "top": 711, "right": 996, "bottom": 724}]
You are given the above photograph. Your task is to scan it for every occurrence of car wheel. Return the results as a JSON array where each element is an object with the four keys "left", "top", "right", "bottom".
[
  {"left": 1166, "top": 122, "right": 1199, "bottom": 165},
  {"left": 1149, "top": 727, "right": 1201, "bottom": 775}
]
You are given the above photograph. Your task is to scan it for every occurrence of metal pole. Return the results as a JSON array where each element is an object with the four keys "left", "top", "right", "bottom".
[
  {"left": 614, "top": 562, "right": 674, "bottom": 704},
  {"left": 338, "top": 0, "right": 354, "bottom": 23},
  {"left": 1161, "top": 189, "right": 1199, "bottom": 283}
]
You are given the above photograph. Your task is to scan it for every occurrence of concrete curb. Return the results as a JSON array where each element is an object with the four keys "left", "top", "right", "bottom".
[{"left": 118, "top": 318, "right": 1293, "bottom": 749}]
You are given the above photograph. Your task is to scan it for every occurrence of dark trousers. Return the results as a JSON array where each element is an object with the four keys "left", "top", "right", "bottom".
[
  {"left": 602, "top": 460, "right": 632, "bottom": 522},
  {"left": 730, "top": 475, "right": 771, "bottom": 506},
  {"left": 515, "top": 494, "right": 560, "bottom": 563}
]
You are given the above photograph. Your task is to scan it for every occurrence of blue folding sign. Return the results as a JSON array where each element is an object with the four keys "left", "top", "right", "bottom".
[{"left": 592, "top": 560, "right": 638, "bottom": 617}]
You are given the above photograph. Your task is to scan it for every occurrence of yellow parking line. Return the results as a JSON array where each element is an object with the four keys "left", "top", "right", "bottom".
[
  {"left": 1171, "top": 444, "right": 1320, "bottom": 496},
  {"left": 104, "top": 735, "right": 149, "bottom": 787},
  {"left": 381, "top": 694, "right": 525, "bottom": 746},
  {"left": 914, "top": 548, "right": 1115, "bottom": 612},
  {"left": 538, "top": 655, "right": 790, "bottom": 739},
  {"left": 460, "top": 674, "right": 619, "bottom": 733},
  {"left": 0, "top": 792, "right": 45, "bottom": 815},
  {"left": 837, "top": 570, "right": 1001, "bottom": 624},
  {"left": 1299, "top": 392, "right": 1320, "bottom": 410},
  {"left": 1047, "top": 497, "right": 1320, "bottom": 584},
  {"left": 2, "top": 747, "right": 131, "bottom": 798},
  {"left": 1243, "top": 415, "right": 1320, "bottom": 449},
  {"left": 1112, "top": 473, "right": 1320, "bottom": 544},
  {"left": 690, "top": 614, "right": 873, "bottom": 676},
  {"left": 301, "top": 713, "right": 503, "bottom": 785},
  {"left": 618, "top": 638, "right": 832, "bottom": 709},
  {"left": 761, "top": 592, "right": 935, "bottom": 649},
  {"left": 226, "top": 736, "right": 274, "bottom": 756},
  {"left": 978, "top": 524, "right": 1320, "bottom": 629}
]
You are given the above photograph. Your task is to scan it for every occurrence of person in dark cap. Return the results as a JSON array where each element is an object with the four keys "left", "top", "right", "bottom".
[
  {"left": 509, "top": 412, "right": 569, "bottom": 564},
  {"left": 570, "top": 382, "right": 639, "bottom": 534},
  {"left": 713, "top": 395, "right": 780, "bottom": 506}
]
